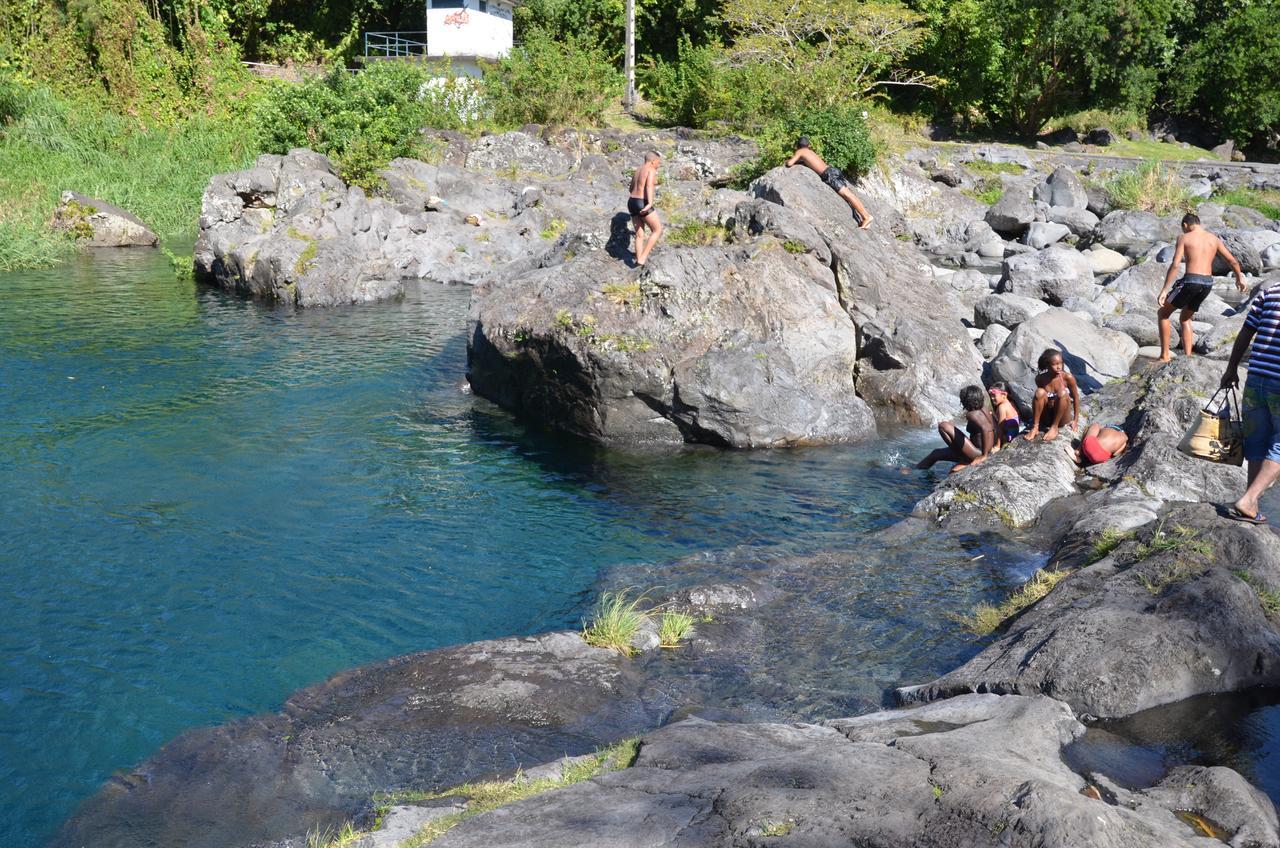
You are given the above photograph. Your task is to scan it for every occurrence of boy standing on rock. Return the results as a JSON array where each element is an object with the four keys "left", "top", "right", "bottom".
[
  {"left": 1157, "top": 213, "right": 1247, "bottom": 362},
  {"left": 628, "top": 151, "right": 664, "bottom": 267},
  {"left": 786, "top": 138, "right": 873, "bottom": 229}
]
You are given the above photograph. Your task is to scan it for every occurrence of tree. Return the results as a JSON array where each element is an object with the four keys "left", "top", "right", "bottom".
[
  {"left": 1168, "top": 0, "right": 1280, "bottom": 146},
  {"left": 719, "top": 0, "right": 934, "bottom": 106}
]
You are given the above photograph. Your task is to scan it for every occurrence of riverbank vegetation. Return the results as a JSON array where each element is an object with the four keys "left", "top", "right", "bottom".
[{"left": 1, "top": 0, "right": 1277, "bottom": 270}]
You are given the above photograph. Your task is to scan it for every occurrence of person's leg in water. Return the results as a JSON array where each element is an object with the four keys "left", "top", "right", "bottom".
[
  {"left": 636, "top": 211, "right": 663, "bottom": 266},
  {"left": 1179, "top": 305, "right": 1197, "bottom": 357},
  {"left": 1025, "top": 387, "right": 1050, "bottom": 439},
  {"left": 1157, "top": 301, "right": 1178, "bottom": 362},
  {"left": 837, "top": 187, "right": 873, "bottom": 230},
  {"left": 918, "top": 420, "right": 980, "bottom": 468}
]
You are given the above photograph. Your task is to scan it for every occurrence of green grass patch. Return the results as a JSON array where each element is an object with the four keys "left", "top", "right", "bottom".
[
  {"left": 1086, "top": 528, "right": 1133, "bottom": 565},
  {"left": 782, "top": 239, "right": 809, "bottom": 254},
  {"left": 958, "top": 568, "right": 1068, "bottom": 636},
  {"left": 602, "top": 281, "right": 643, "bottom": 307},
  {"left": 582, "top": 590, "right": 650, "bottom": 655},
  {"left": 0, "top": 84, "right": 259, "bottom": 272},
  {"left": 1042, "top": 108, "right": 1147, "bottom": 137},
  {"left": 1131, "top": 521, "right": 1213, "bottom": 562},
  {"left": 657, "top": 610, "right": 695, "bottom": 648},
  {"left": 540, "top": 218, "right": 567, "bottom": 240},
  {"left": 964, "top": 178, "right": 1004, "bottom": 206},
  {"left": 1108, "top": 138, "right": 1216, "bottom": 162},
  {"left": 665, "top": 219, "right": 729, "bottom": 247},
  {"left": 1214, "top": 187, "right": 1280, "bottom": 220},
  {"left": 1107, "top": 161, "right": 1195, "bottom": 216},
  {"left": 758, "top": 820, "right": 795, "bottom": 837},
  {"left": 311, "top": 738, "right": 642, "bottom": 848},
  {"left": 1235, "top": 571, "right": 1280, "bottom": 615},
  {"left": 964, "top": 159, "right": 1024, "bottom": 177}
]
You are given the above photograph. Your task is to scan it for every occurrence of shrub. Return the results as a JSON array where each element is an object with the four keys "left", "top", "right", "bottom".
[
  {"left": 641, "top": 36, "right": 727, "bottom": 128},
  {"left": 738, "top": 104, "right": 878, "bottom": 186},
  {"left": 1106, "top": 161, "right": 1194, "bottom": 216},
  {"left": 254, "top": 61, "right": 475, "bottom": 189},
  {"left": 484, "top": 31, "right": 622, "bottom": 127}
]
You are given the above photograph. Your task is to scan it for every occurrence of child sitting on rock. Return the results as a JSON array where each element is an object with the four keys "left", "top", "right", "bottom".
[
  {"left": 987, "top": 382, "right": 1022, "bottom": 446},
  {"left": 1024, "top": 348, "right": 1081, "bottom": 442},
  {"left": 917, "top": 385, "right": 996, "bottom": 473},
  {"left": 1077, "top": 424, "right": 1129, "bottom": 467}
]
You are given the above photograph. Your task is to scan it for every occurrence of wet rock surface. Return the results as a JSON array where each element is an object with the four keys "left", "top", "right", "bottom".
[{"left": 52, "top": 190, "right": 159, "bottom": 248}]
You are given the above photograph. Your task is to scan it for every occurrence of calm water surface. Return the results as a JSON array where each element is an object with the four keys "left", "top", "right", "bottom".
[{"left": 3, "top": 250, "right": 1045, "bottom": 845}]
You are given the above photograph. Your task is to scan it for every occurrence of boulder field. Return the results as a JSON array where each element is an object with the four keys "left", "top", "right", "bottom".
[{"left": 86, "top": 137, "right": 1280, "bottom": 847}]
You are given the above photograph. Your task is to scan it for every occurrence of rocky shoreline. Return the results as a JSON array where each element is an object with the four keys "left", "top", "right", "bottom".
[{"left": 54, "top": 131, "right": 1280, "bottom": 847}]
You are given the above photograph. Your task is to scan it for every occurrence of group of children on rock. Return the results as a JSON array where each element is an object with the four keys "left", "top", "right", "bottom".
[{"left": 917, "top": 349, "right": 1130, "bottom": 473}]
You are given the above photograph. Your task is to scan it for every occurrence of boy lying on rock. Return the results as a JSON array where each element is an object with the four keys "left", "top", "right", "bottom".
[
  {"left": 786, "top": 137, "right": 873, "bottom": 230},
  {"left": 1076, "top": 423, "right": 1129, "bottom": 467},
  {"left": 917, "top": 385, "right": 996, "bottom": 473}
]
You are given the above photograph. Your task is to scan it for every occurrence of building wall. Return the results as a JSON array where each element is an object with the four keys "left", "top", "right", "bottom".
[{"left": 427, "top": 0, "right": 513, "bottom": 60}]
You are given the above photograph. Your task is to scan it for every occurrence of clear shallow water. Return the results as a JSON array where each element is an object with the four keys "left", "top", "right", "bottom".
[{"left": 3, "top": 250, "right": 1040, "bottom": 846}]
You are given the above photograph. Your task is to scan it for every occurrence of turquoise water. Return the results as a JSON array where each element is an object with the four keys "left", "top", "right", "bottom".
[{"left": 2, "top": 250, "right": 1032, "bottom": 846}]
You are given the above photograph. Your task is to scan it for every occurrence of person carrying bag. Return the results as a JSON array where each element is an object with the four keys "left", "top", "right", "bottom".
[{"left": 1178, "top": 387, "right": 1244, "bottom": 466}]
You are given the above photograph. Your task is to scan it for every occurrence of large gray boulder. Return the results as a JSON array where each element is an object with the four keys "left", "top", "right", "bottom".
[
  {"left": 1046, "top": 205, "right": 1100, "bottom": 237},
  {"left": 467, "top": 245, "right": 875, "bottom": 449},
  {"left": 985, "top": 188, "right": 1035, "bottom": 236},
  {"left": 1097, "top": 210, "right": 1182, "bottom": 257},
  {"left": 52, "top": 191, "right": 158, "bottom": 248},
  {"left": 1032, "top": 166, "right": 1088, "bottom": 209},
  {"left": 914, "top": 438, "right": 1079, "bottom": 529},
  {"left": 1000, "top": 244, "right": 1096, "bottom": 304},
  {"left": 899, "top": 503, "right": 1279, "bottom": 720},
  {"left": 1216, "top": 228, "right": 1265, "bottom": 275},
  {"left": 991, "top": 307, "right": 1138, "bottom": 415},
  {"left": 428, "top": 695, "right": 1278, "bottom": 848},
  {"left": 751, "top": 167, "right": 983, "bottom": 424},
  {"left": 974, "top": 292, "right": 1050, "bottom": 329},
  {"left": 1085, "top": 243, "right": 1129, "bottom": 274},
  {"left": 1023, "top": 221, "right": 1071, "bottom": 249}
]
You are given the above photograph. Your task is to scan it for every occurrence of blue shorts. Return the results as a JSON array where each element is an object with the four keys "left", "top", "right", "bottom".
[{"left": 1243, "top": 376, "right": 1280, "bottom": 463}]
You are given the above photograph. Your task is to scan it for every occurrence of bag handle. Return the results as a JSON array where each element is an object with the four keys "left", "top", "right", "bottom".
[{"left": 1204, "top": 386, "right": 1242, "bottom": 421}]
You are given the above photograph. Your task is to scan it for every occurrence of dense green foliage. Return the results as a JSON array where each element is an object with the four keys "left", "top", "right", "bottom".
[
  {"left": 483, "top": 31, "right": 622, "bottom": 126},
  {"left": 255, "top": 61, "right": 476, "bottom": 186},
  {"left": 741, "top": 105, "right": 877, "bottom": 185},
  {"left": 0, "top": 77, "right": 256, "bottom": 269}
]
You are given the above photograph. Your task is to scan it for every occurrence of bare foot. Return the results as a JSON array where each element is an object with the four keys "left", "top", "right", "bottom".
[
  {"left": 1024, "top": 429, "right": 1040, "bottom": 441},
  {"left": 950, "top": 463, "right": 969, "bottom": 473},
  {"left": 859, "top": 215, "right": 874, "bottom": 231},
  {"left": 1044, "top": 426, "right": 1060, "bottom": 442},
  {"left": 1157, "top": 354, "right": 1172, "bottom": 363}
]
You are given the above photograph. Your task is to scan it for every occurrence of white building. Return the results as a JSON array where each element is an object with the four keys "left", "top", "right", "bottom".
[{"left": 365, "top": 0, "right": 516, "bottom": 78}]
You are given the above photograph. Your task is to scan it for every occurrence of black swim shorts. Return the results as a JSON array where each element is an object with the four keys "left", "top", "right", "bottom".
[
  {"left": 627, "top": 197, "right": 649, "bottom": 217},
  {"left": 1169, "top": 273, "right": 1214, "bottom": 311},
  {"left": 820, "top": 166, "right": 851, "bottom": 192}
]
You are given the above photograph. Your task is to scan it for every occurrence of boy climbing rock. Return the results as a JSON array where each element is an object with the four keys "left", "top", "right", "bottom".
[
  {"left": 1156, "top": 212, "right": 1247, "bottom": 362},
  {"left": 786, "top": 138, "right": 873, "bottom": 229}
]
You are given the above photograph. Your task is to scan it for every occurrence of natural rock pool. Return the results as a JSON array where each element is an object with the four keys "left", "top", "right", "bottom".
[{"left": 6, "top": 249, "right": 1280, "bottom": 846}]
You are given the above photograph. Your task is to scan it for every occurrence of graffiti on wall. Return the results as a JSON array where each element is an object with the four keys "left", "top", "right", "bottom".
[{"left": 444, "top": 9, "right": 470, "bottom": 27}]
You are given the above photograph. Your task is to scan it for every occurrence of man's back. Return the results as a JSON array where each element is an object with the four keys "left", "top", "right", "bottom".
[{"left": 1180, "top": 227, "right": 1223, "bottom": 276}]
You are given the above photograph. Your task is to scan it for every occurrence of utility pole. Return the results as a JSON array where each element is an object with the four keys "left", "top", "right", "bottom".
[{"left": 623, "top": 0, "right": 635, "bottom": 110}]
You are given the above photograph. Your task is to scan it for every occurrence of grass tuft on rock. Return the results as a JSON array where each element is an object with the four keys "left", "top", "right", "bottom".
[
  {"left": 657, "top": 610, "right": 695, "bottom": 647},
  {"left": 1106, "top": 161, "right": 1194, "bottom": 215},
  {"left": 1214, "top": 187, "right": 1280, "bottom": 220},
  {"left": 1086, "top": 528, "right": 1133, "bottom": 565},
  {"left": 958, "top": 568, "right": 1068, "bottom": 636},
  {"left": 964, "top": 179, "right": 1004, "bottom": 206},
  {"left": 582, "top": 590, "right": 650, "bottom": 654},
  {"left": 1131, "top": 521, "right": 1212, "bottom": 562},
  {"left": 1235, "top": 570, "right": 1280, "bottom": 616},
  {"left": 665, "top": 218, "right": 729, "bottom": 247}
]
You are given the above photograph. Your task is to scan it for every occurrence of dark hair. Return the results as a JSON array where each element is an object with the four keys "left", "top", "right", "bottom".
[
  {"left": 960, "top": 385, "right": 986, "bottom": 411},
  {"left": 795, "top": 136, "right": 811, "bottom": 150},
  {"left": 988, "top": 381, "right": 1008, "bottom": 393},
  {"left": 644, "top": 150, "right": 660, "bottom": 163},
  {"left": 1038, "top": 348, "right": 1062, "bottom": 370},
  {"left": 1181, "top": 212, "right": 1200, "bottom": 227}
]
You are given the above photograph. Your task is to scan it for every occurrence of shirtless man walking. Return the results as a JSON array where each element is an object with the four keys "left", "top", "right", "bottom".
[
  {"left": 786, "top": 137, "right": 873, "bottom": 229},
  {"left": 1156, "top": 212, "right": 1247, "bottom": 362},
  {"left": 628, "top": 151, "right": 663, "bottom": 266}
]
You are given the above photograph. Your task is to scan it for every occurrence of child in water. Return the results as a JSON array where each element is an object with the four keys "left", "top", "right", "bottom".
[
  {"left": 987, "top": 382, "right": 1022, "bottom": 446},
  {"left": 1024, "top": 348, "right": 1081, "bottom": 442},
  {"left": 917, "top": 385, "right": 997, "bottom": 472}
]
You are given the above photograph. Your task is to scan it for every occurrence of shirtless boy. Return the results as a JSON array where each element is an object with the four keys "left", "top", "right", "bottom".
[
  {"left": 786, "top": 137, "right": 873, "bottom": 229},
  {"left": 628, "top": 151, "right": 663, "bottom": 266},
  {"left": 1156, "top": 213, "right": 1248, "bottom": 362},
  {"left": 1077, "top": 423, "right": 1129, "bottom": 467},
  {"left": 1024, "top": 348, "right": 1081, "bottom": 442}
]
